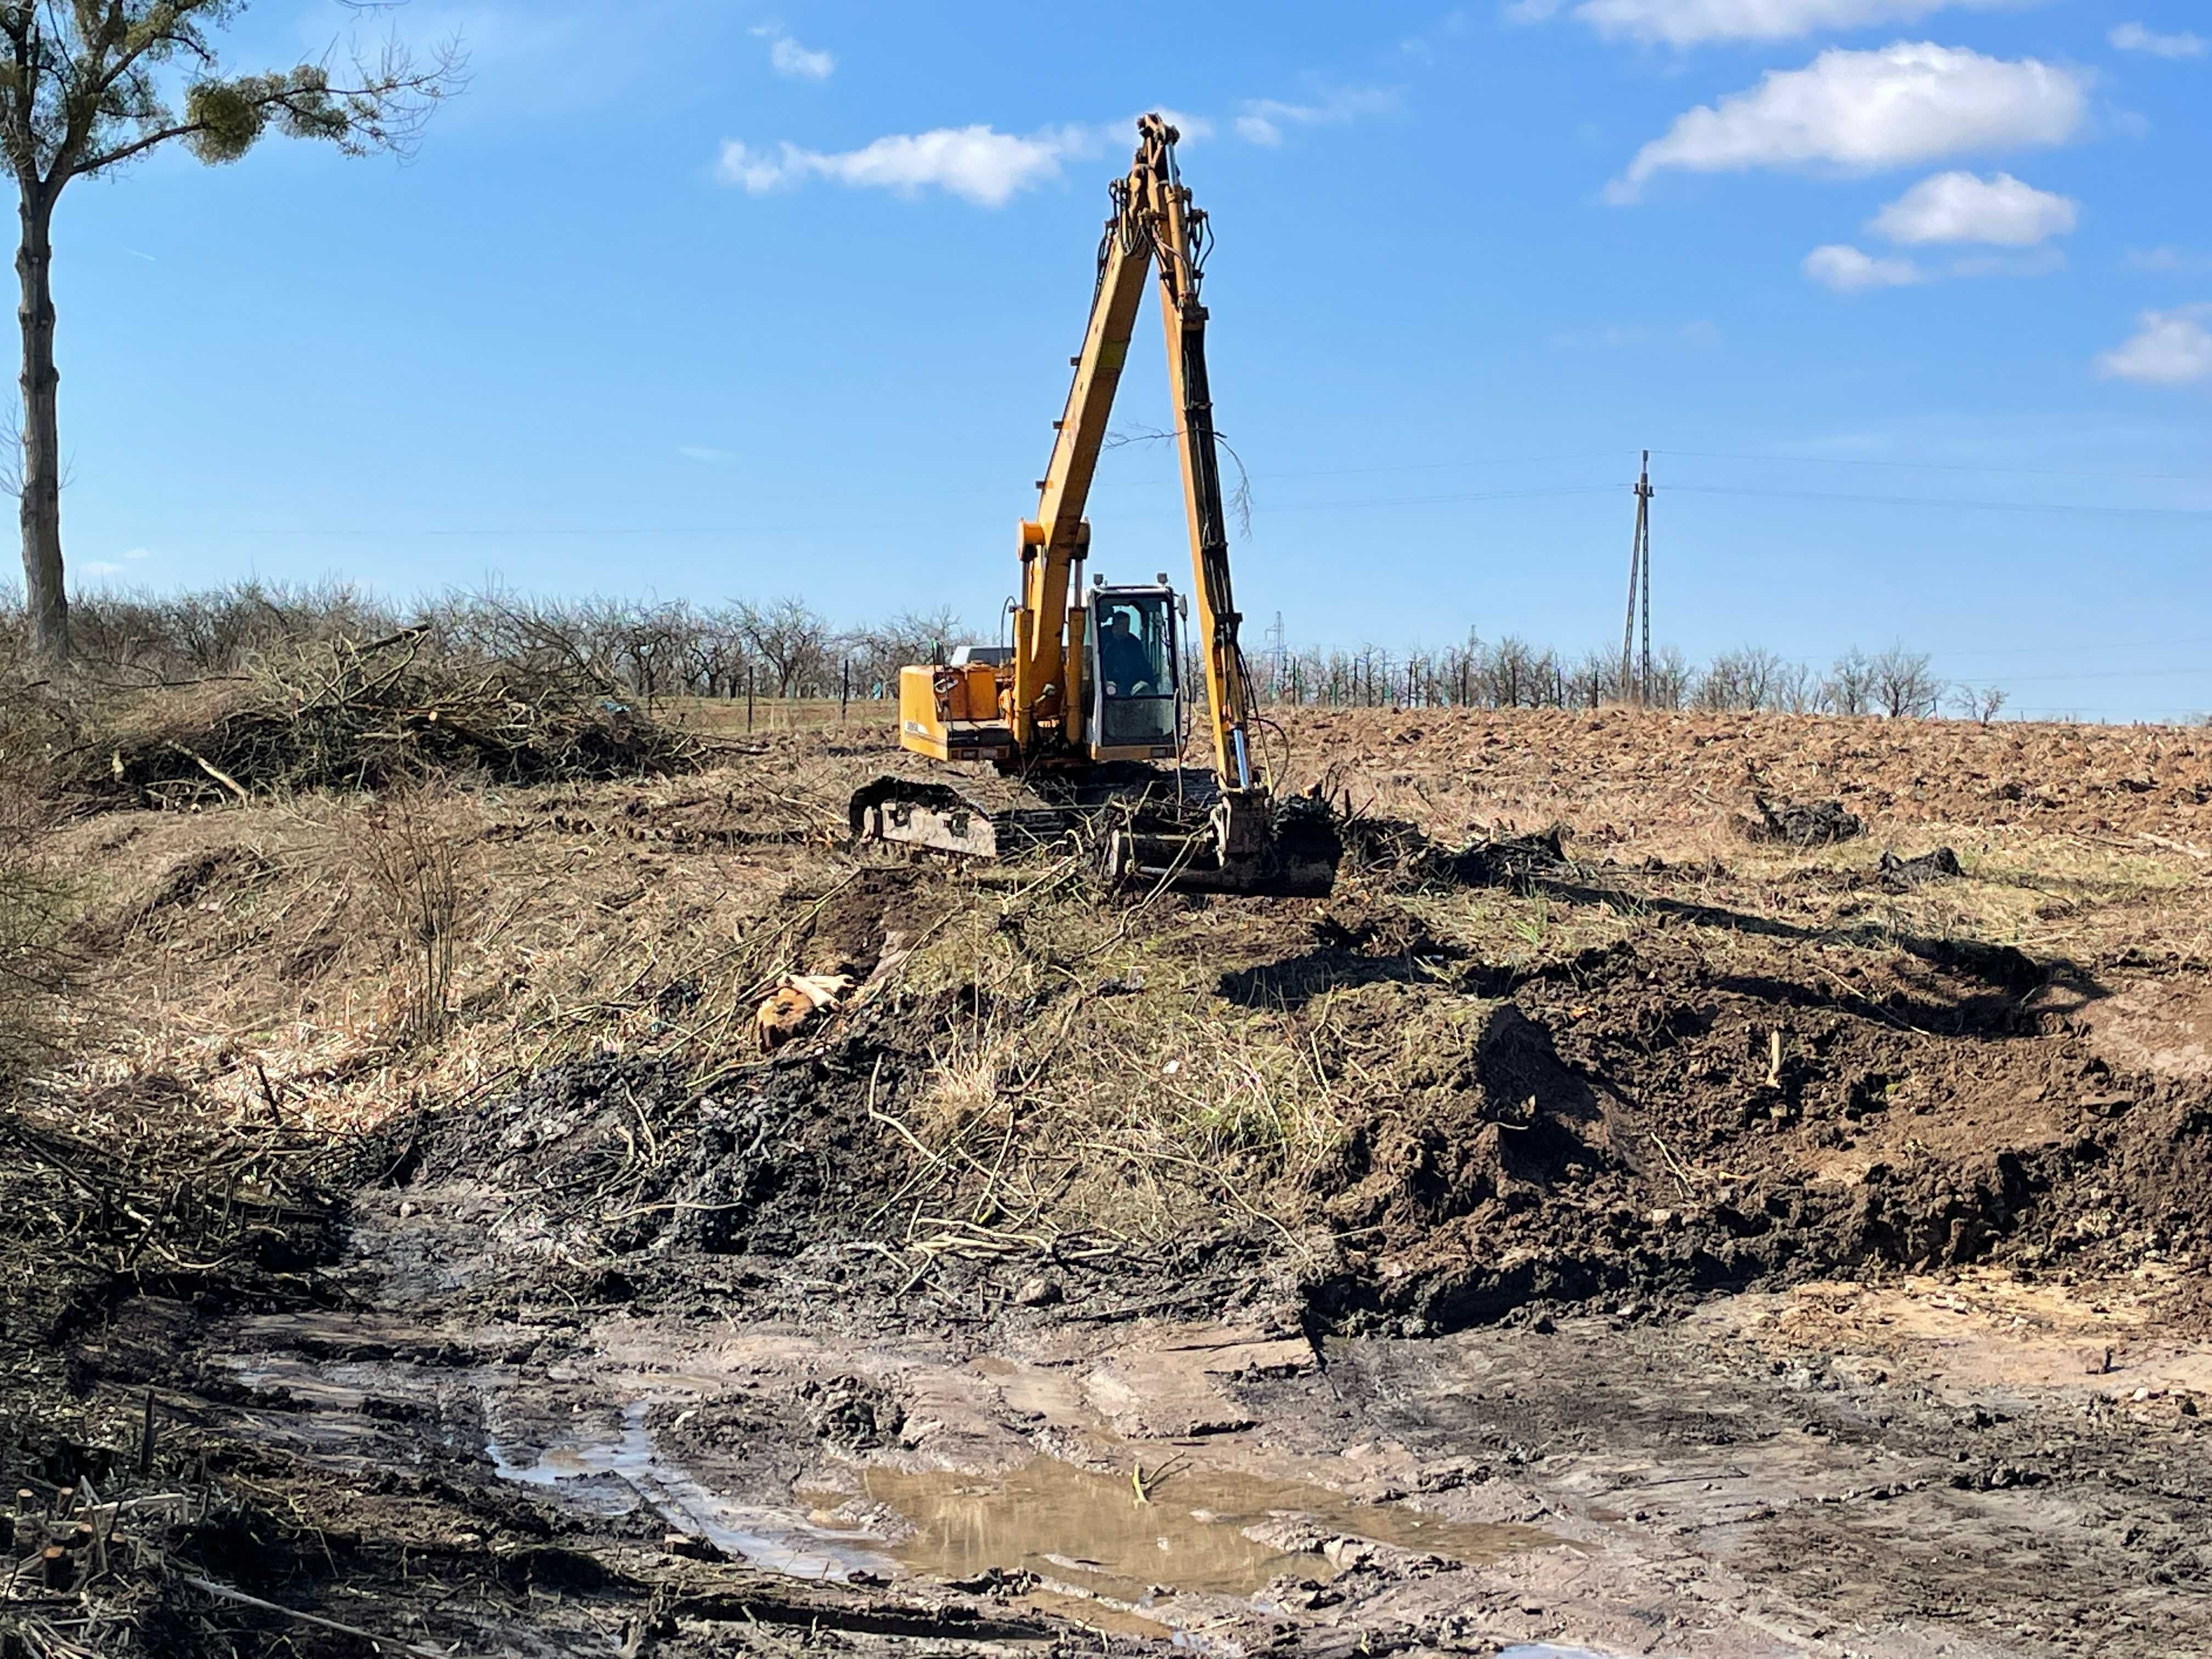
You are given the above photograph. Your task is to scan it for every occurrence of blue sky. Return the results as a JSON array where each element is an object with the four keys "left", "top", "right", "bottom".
[{"left": 47, "top": 0, "right": 2212, "bottom": 718}]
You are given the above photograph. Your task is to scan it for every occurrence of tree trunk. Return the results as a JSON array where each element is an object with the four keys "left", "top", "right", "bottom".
[{"left": 18, "top": 187, "right": 67, "bottom": 661}]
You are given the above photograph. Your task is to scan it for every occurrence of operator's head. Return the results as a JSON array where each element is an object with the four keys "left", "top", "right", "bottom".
[{"left": 1108, "top": 613, "right": 1131, "bottom": 634}]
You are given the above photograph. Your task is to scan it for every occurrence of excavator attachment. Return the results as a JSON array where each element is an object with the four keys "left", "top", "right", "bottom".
[
  {"left": 850, "top": 772, "right": 1340, "bottom": 899},
  {"left": 1102, "top": 787, "right": 1340, "bottom": 898}
]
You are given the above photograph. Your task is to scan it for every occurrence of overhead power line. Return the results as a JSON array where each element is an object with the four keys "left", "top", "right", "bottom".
[
  {"left": 1656, "top": 448, "right": 2212, "bottom": 487},
  {"left": 1934, "top": 635, "right": 2212, "bottom": 662},
  {"left": 1667, "top": 483, "right": 2212, "bottom": 520}
]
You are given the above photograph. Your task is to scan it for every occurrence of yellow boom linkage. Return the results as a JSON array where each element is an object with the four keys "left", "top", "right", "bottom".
[{"left": 853, "top": 116, "right": 1337, "bottom": 898}]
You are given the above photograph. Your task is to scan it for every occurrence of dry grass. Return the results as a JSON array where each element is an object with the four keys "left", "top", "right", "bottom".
[
  {"left": 20, "top": 717, "right": 2212, "bottom": 1273},
  {"left": 39, "top": 763, "right": 838, "bottom": 1143},
  {"left": 0, "top": 765, "right": 71, "bottom": 1085},
  {"left": 882, "top": 871, "right": 1352, "bottom": 1248},
  {"left": 348, "top": 778, "right": 480, "bottom": 1042}
]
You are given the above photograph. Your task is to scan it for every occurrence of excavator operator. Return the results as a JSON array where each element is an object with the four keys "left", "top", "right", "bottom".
[{"left": 1099, "top": 610, "right": 1154, "bottom": 695}]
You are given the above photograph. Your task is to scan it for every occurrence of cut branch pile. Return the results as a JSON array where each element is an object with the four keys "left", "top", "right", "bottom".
[
  {"left": 0, "top": 1084, "right": 338, "bottom": 1455},
  {"left": 59, "top": 628, "right": 700, "bottom": 806}
]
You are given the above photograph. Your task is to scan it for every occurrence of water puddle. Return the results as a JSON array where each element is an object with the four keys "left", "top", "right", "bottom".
[
  {"left": 830, "top": 1455, "right": 1553, "bottom": 1602},
  {"left": 491, "top": 1402, "right": 894, "bottom": 1581}
]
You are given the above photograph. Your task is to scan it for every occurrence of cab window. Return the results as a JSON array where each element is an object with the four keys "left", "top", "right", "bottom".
[{"left": 1091, "top": 594, "right": 1176, "bottom": 745}]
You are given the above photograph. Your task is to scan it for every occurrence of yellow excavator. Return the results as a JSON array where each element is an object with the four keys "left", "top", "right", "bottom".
[{"left": 849, "top": 115, "right": 1339, "bottom": 898}]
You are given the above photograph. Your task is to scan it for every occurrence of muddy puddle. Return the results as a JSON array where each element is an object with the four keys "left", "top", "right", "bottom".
[
  {"left": 490, "top": 1400, "right": 895, "bottom": 1579},
  {"left": 814, "top": 1455, "right": 1550, "bottom": 1601},
  {"left": 492, "top": 1398, "right": 1551, "bottom": 1604}
]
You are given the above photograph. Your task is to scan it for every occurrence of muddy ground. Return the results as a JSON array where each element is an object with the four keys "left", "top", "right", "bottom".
[{"left": 5, "top": 708, "right": 2211, "bottom": 1657}]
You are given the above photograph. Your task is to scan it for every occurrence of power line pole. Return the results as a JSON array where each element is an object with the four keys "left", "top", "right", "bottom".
[
  {"left": 1621, "top": 450, "right": 1654, "bottom": 705},
  {"left": 1639, "top": 450, "right": 1654, "bottom": 705}
]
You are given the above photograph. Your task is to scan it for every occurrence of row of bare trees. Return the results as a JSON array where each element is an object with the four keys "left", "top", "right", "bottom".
[
  {"left": 6, "top": 580, "right": 2010, "bottom": 723},
  {"left": 1, "top": 580, "right": 974, "bottom": 705},
  {"left": 1243, "top": 635, "right": 1983, "bottom": 720}
]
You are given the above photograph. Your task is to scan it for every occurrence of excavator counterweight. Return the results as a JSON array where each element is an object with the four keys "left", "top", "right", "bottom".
[{"left": 853, "top": 116, "right": 1339, "bottom": 899}]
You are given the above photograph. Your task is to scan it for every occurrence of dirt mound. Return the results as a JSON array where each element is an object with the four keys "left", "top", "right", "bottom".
[
  {"left": 1743, "top": 796, "right": 1864, "bottom": 847},
  {"left": 1311, "top": 994, "right": 1609, "bottom": 1236},
  {"left": 1306, "top": 939, "right": 2212, "bottom": 1334},
  {"left": 787, "top": 867, "right": 957, "bottom": 979},
  {"left": 1877, "top": 844, "right": 1963, "bottom": 890}
]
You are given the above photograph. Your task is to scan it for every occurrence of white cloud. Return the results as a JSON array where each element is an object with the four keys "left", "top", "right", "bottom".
[
  {"left": 1870, "top": 170, "right": 2076, "bottom": 245},
  {"left": 678, "top": 446, "right": 733, "bottom": 464},
  {"left": 1804, "top": 242, "right": 1925, "bottom": 290},
  {"left": 1609, "top": 43, "right": 2088, "bottom": 202},
  {"left": 751, "top": 23, "right": 835, "bottom": 81},
  {"left": 123, "top": 546, "right": 150, "bottom": 561},
  {"left": 2110, "top": 22, "right": 2207, "bottom": 60},
  {"left": 1233, "top": 88, "right": 1397, "bottom": 146},
  {"left": 2097, "top": 304, "right": 2212, "bottom": 385},
  {"left": 719, "top": 125, "right": 1082, "bottom": 207},
  {"left": 1568, "top": 0, "right": 2015, "bottom": 46},
  {"left": 81, "top": 561, "right": 124, "bottom": 576}
]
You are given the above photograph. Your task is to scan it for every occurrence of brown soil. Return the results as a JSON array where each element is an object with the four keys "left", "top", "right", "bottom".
[{"left": 6, "top": 709, "right": 2211, "bottom": 1656}]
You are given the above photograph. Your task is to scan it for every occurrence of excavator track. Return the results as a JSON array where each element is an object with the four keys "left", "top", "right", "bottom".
[{"left": 849, "top": 766, "right": 1339, "bottom": 898}]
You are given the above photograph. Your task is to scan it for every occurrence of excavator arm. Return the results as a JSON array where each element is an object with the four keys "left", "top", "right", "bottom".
[
  {"left": 1009, "top": 115, "right": 1257, "bottom": 787},
  {"left": 1007, "top": 163, "right": 1152, "bottom": 750},
  {"left": 1148, "top": 121, "right": 1254, "bottom": 789}
]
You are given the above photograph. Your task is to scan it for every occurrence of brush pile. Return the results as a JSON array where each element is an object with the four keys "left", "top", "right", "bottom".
[
  {"left": 44, "top": 629, "right": 699, "bottom": 807},
  {"left": 0, "top": 1083, "right": 338, "bottom": 1450},
  {"left": 1336, "top": 812, "right": 1571, "bottom": 890}
]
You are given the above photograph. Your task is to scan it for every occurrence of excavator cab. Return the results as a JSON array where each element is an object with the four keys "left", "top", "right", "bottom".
[{"left": 1084, "top": 580, "right": 1181, "bottom": 761}]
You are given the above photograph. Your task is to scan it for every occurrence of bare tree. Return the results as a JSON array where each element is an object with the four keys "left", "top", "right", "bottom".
[
  {"left": 846, "top": 606, "right": 970, "bottom": 694},
  {"left": 2, "top": 4, "right": 462, "bottom": 661},
  {"left": 1870, "top": 644, "right": 1942, "bottom": 719},
  {"left": 1950, "top": 683, "right": 2008, "bottom": 725},
  {"left": 1645, "top": 645, "right": 1692, "bottom": 710},
  {"left": 1482, "top": 635, "right": 1543, "bottom": 708},
  {"left": 688, "top": 603, "right": 754, "bottom": 698},
  {"left": 1824, "top": 647, "right": 1875, "bottom": 716},
  {"left": 1697, "top": 646, "right": 1793, "bottom": 712},
  {"left": 738, "top": 597, "right": 833, "bottom": 697},
  {"left": 1771, "top": 659, "right": 1825, "bottom": 714}
]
